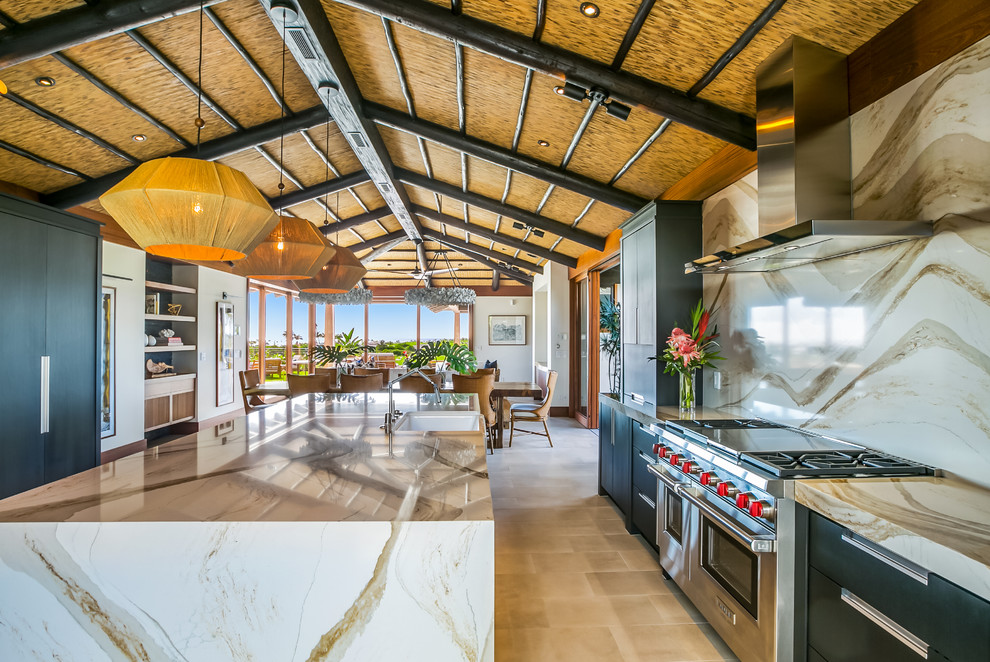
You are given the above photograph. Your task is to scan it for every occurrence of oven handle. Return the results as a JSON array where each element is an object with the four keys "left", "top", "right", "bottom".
[
  {"left": 676, "top": 486, "right": 777, "bottom": 553},
  {"left": 647, "top": 462, "right": 686, "bottom": 492}
]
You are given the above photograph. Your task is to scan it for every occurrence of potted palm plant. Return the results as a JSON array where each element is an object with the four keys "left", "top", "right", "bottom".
[{"left": 600, "top": 298, "right": 621, "bottom": 395}]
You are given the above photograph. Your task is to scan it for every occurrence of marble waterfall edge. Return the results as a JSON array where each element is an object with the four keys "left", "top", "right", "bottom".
[{"left": 0, "top": 520, "right": 495, "bottom": 661}]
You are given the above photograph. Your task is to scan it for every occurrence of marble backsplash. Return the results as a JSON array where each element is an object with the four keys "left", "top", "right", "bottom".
[{"left": 701, "top": 36, "right": 990, "bottom": 487}]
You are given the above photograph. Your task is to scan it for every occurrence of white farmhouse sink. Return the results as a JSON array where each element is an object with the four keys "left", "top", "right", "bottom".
[{"left": 392, "top": 411, "right": 483, "bottom": 432}]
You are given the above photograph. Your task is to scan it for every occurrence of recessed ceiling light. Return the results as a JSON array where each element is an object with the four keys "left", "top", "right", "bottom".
[
  {"left": 35, "top": 76, "right": 55, "bottom": 87},
  {"left": 537, "top": 139, "right": 550, "bottom": 147},
  {"left": 579, "top": 2, "right": 600, "bottom": 18},
  {"left": 553, "top": 86, "right": 565, "bottom": 95},
  {"left": 132, "top": 134, "right": 147, "bottom": 142}
]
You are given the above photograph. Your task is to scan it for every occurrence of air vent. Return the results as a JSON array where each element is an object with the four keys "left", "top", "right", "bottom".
[
  {"left": 348, "top": 132, "right": 368, "bottom": 148},
  {"left": 286, "top": 28, "right": 317, "bottom": 60}
]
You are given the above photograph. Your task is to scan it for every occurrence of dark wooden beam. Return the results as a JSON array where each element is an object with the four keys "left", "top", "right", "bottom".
[
  {"left": 335, "top": 0, "right": 756, "bottom": 148},
  {"left": 1, "top": 91, "right": 139, "bottom": 164},
  {"left": 421, "top": 228, "right": 543, "bottom": 274},
  {"left": 610, "top": 0, "right": 656, "bottom": 70},
  {"left": 42, "top": 105, "right": 328, "bottom": 209},
  {"left": 435, "top": 240, "right": 534, "bottom": 285},
  {"left": 0, "top": 139, "right": 91, "bottom": 180},
  {"left": 687, "top": 0, "right": 787, "bottom": 97},
  {"left": 264, "top": 170, "right": 371, "bottom": 209},
  {"left": 0, "top": 0, "right": 225, "bottom": 68},
  {"left": 412, "top": 204, "right": 578, "bottom": 268},
  {"left": 396, "top": 168, "right": 606, "bottom": 251},
  {"left": 319, "top": 206, "right": 392, "bottom": 236},
  {"left": 347, "top": 230, "right": 408, "bottom": 254},
  {"left": 264, "top": 0, "right": 422, "bottom": 241},
  {"left": 364, "top": 101, "right": 647, "bottom": 212}
]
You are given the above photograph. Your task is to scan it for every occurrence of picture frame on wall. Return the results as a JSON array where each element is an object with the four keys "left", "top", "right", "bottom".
[
  {"left": 489, "top": 315, "right": 526, "bottom": 345},
  {"left": 217, "top": 301, "right": 235, "bottom": 407},
  {"left": 100, "top": 286, "right": 116, "bottom": 439}
]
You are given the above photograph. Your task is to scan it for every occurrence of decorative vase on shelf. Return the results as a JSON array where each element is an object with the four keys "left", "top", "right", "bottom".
[{"left": 678, "top": 369, "right": 697, "bottom": 414}]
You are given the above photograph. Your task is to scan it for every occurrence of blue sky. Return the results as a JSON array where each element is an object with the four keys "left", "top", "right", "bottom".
[{"left": 248, "top": 291, "right": 467, "bottom": 344}]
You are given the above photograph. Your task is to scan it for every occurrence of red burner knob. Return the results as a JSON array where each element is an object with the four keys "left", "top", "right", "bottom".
[
  {"left": 682, "top": 461, "right": 701, "bottom": 474},
  {"left": 749, "top": 500, "right": 774, "bottom": 521},
  {"left": 657, "top": 446, "right": 670, "bottom": 458},
  {"left": 668, "top": 454, "right": 681, "bottom": 466},
  {"left": 717, "top": 482, "right": 738, "bottom": 498},
  {"left": 652, "top": 443, "right": 662, "bottom": 455},
  {"left": 736, "top": 493, "right": 751, "bottom": 509},
  {"left": 700, "top": 472, "right": 718, "bottom": 486}
]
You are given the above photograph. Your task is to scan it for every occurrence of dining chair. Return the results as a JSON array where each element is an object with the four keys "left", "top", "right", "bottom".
[
  {"left": 286, "top": 373, "right": 331, "bottom": 396},
  {"left": 339, "top": 373, "right": 383, "bottom": 392},
  {"left": 314, "top": 366, "right": 338, "bottom": 384},
  {"left": 451, "top": 373, "right": 496, "bottom": 454},
  {"left": 355, "top": 367, "right": 388, "bottom": 379},
  {"left": 398, "top": 373, "right": 443, "bottom": 393},
  {"left": 264, "top": 359, "right": 283, "bottom": 378},
  {"left": 239, "top": 369, "right": 287, "bottom": 411},
  {"left": 508, "top": 369, "right": 558, "bottom": 448}
]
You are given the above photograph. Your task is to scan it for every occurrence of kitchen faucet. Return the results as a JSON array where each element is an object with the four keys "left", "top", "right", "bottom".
[{"left": 384, "top": 369, "right": 442, "bottom": 455}]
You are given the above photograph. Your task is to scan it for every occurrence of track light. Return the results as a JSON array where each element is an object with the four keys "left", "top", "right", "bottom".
[
  {"left": 556, "top": 81, "right": 587, "bottom": 101},
  {"left": 605, "top": 101, "right": 631, "bottom": 121}
]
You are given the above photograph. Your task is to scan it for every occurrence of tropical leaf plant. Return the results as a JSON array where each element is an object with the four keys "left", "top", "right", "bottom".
[
  {"left": 406, "top": 340, "right": 478, "bottom": 374},
  {"left": 311, "top": 328, "right": 375, "bottom": 368},
  {"left": 600, "top": 297, "right": 621, "bottom": 394}
]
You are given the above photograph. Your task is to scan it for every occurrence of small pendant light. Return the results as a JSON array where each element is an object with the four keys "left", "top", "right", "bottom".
[{"left": 232, "top": 216, "right": 337, "bottom": 280}]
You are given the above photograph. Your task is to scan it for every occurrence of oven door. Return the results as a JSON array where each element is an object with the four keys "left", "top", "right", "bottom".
[
  {"left": 649, "top": 462, "right": 690, "bottom": 587},
  {"left": 679, "top": 486, "right": 778, "bottom": 662}
]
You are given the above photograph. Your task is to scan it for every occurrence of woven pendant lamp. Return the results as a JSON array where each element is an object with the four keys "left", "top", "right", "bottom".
[
  {"left": 99, "top": 157, "right": 278, "bottom": 261},
  {"left": 232, "top": 216, "right": 337, "bottom": 280},
  {"left": 295, "top": 243, "right": 366, "bottom": 293}
]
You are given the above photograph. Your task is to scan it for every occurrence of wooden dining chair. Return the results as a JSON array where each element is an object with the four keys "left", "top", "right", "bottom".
[
  {"left": 286, "top": 373, "right": 331, "bottom": 396},
  {"left": 339, "top": 373, "right": 383, "bottom": 392},
  {"left": 355, "top": 367, "right": 388, "bottom": 379},
  {"left": 399, "top": 373, "right": 443, "bottom": 393},
  {"left": 239, "top": 369, "right": 287, "bottom": 411},
  {"left": 451, "top": 373, "right": 496, "bottom": 454},
  {"left": 314, "top": 366, "right": 338, "bottom": 384},
  {"left": 508, "top": 369, "right": 558, "bottom": 448}
]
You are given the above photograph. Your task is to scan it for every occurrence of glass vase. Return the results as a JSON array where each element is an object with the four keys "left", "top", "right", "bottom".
[{"left": 678, "top": 370, "right": 697, "bottom": 414}]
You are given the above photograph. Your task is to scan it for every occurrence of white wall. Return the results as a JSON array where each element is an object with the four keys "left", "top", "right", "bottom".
[
  {"left": 194, "top": 266, "right": 249, "bottom": 423},
  {"left": 531, "top": 263, "right": 570, "bottom": 408},
  {"left": 472, "top": 296, "right": 532, "bottom": 382},
  {"left": 101, "top": 242, "right": 146, "bottom": 452}
]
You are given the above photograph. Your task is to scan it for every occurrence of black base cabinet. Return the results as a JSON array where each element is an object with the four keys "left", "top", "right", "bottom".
[
  {"left": 0, "top": 193, "right": 101, "bottom": 500},
  {"left": 807, "top": 511, "right": 989, "bottom": 662}
]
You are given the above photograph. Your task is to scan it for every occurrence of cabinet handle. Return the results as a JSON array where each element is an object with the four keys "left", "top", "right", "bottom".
[
  {"left": 637, "top": 450, "right": 655, "bottom": 463},
  {"left": 840, "top": 533, "right": 928, "bottom": 585},
  {"left": 629, "top": 392, "right": 645, "bottom": 404},
  {"left": 840, "top": 588, "right": 929, "bottom": 658},
  {"left": 40, "top": 355, "right": 50, "bottom": 434},
  {"left": 637, "top": 491, "right": 656, "bottom": 509},
  {"left": 638, "top": 423, "right": 658, "bottom": 437}
]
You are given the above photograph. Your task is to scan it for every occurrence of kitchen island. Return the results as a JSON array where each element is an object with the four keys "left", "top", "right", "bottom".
[{"left": 0, "top": 393, "right": 494, "bottom": 661}]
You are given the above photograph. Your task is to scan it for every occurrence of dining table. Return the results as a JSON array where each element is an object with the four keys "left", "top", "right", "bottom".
[{"left": 244, "top": 379, "right": 543, "bottom": 449}]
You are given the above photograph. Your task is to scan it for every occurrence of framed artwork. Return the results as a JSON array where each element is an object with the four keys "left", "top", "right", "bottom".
[
  {"left": 100, "top": 286, "right": 116, "bottom": 439},
  {"left": 217, "top": 301, "right": 235, "bottom": 406},
  {"left": 489, "top": 315, "right": 526, "bottom": 345}
]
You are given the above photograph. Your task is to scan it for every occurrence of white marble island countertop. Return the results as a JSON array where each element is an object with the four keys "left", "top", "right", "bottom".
[
  {"left": 0, "top": 392, "right": 493, "bottom": 524},
  {"left": 795, "top": 476, "right": 990, "bottom": 601}
]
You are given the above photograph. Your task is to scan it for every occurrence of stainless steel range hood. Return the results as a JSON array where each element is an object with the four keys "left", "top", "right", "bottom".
[{"left": 686, "top": 37, "right": 932, "bottom": 275}]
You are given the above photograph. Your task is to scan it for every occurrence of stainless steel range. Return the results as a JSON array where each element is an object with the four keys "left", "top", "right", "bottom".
[{"left": 647, "top": 419, "right": 936, "bottom": 662}]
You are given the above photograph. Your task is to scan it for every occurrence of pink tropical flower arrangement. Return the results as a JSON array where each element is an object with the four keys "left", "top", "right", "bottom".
[{"left": 650, "top": 300, "right": 723, "bottom": 376}]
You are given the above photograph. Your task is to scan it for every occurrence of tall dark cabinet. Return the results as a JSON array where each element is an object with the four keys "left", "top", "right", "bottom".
[
  {"left": 619, "top": 201, "right": 703, "bottom": 409},
  {"left": 0, "top": 193, "right": 102, "bottom": 500}
]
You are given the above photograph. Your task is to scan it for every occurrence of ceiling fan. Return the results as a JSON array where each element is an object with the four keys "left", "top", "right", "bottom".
[{"left": 367, "top": 249, "right": 459, "bottom": 279}]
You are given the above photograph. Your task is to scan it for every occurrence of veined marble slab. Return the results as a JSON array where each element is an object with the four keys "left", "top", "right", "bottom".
[
  {"left": 795, "top": 477, "right": 990, "bottom": 602},
  {"left": 0, "top": 393, "right": 493, "bottom": 523},
  {"left": 0, "top": 393, "right": 494, "bottom": 660}
]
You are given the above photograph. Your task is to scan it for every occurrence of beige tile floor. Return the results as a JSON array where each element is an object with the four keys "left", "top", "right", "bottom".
[{"left": 489, "top": 417, "right": 738, "bottom": 662}]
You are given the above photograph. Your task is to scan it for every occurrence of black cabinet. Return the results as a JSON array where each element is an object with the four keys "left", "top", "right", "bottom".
[
  {"left": 619, "top": 201, "right": 703, "bottom": 409},
  {"left": 807, "top": 511, "right": 989, "bottom": 662},
  {"left": 598, "top": 399, "right": 632, "bottom": 531},
  {"left": 0, "top": 193, "right": 101, "bottom": 499},
  {"left": 631, "top": 422, "right": 659, "bottom": 549}
]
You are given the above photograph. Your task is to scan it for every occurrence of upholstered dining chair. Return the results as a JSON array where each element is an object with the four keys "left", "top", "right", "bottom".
[
  {"left": 451, "top": 372, "right": 496, "bottom": 454},
  {"left": 314, "top": 366, "right": 338, "bottom": 385},
  {"left": 239, "top": 369, "right": 287, "bottom": 411},
  {"left": 355, "top": 367, "right": 388, "bottom": 378},
  {"left": 508, "top": 369, "right": 558, "bottom": 448},
  {"left": 339, "top": 373, "right": 383, "bottom": 392},
  {"left": 286, "top": 373, "right": 331, "bottom": 396},
  {"left": 471, "top": 367, "right": 501, "bottom": 381}
]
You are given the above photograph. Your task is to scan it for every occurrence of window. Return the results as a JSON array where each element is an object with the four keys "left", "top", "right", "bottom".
[
  {"left": 368, "top": 303, "right": 417, "bottom": 346},
  {"left": 334, "top": 304, "right": 364, "bottom": 340},
  {"left": 420, "top": 307, "right": 457, "bottom": 344}
]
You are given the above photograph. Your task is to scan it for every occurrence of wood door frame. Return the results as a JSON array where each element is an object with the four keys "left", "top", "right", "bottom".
[{"left": 570, "top": 270, "right": 601, "bottom": 429}]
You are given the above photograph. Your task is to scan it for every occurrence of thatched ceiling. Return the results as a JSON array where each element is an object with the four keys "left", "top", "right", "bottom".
[{"left": 0, "top": 0, "right": 920, "bottom": 287}]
